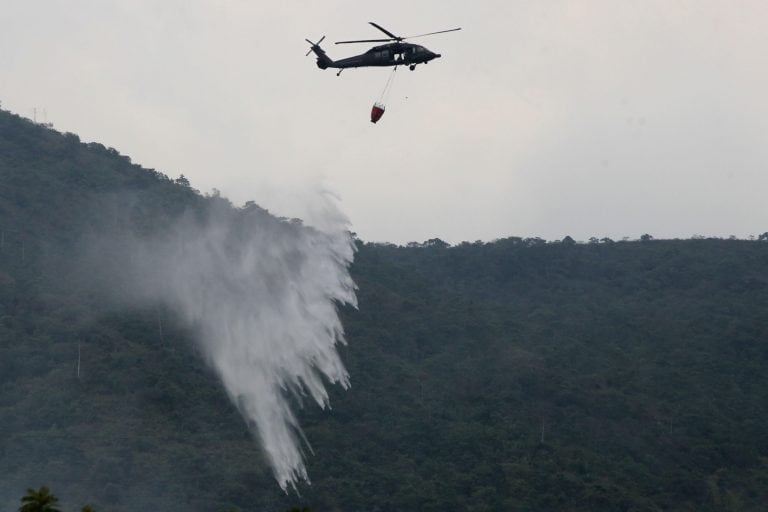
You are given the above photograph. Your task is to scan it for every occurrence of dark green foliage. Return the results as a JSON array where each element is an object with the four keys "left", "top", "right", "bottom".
[
  {"left": 0, "top": 111, "right": 283, "bottom": 511},
  {"left": 17, "top": 486, "right": 97, "bottom": 512},
  {"left": 19, "top": 486, "right": 61, "bottom": 512},
  {"left": 313, "top": 237, "right": 768, "bottom": 511},
  {"left": 2, "top": 109, "right": 768, "bottom": 511}
]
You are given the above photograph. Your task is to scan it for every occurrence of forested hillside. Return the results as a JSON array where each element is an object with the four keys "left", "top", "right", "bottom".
[{"left": 2, "top": 108, "right": 768, "bottom": 511}]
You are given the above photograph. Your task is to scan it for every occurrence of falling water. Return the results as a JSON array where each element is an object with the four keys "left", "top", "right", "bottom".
[{"left": 120, "top": 196, "right": 357, "bottom": 491}]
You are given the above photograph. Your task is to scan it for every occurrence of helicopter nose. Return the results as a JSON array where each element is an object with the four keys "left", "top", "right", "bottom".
[{"left": 435, "top": 53, "right": 441, "bottom": 58}]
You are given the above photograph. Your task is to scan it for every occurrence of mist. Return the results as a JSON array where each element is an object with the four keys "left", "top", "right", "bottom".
[{"left": 89, "top": 192, "right": 357, "bottom": 491}]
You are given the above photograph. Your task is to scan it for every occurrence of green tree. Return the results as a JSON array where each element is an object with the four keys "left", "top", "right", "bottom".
[{"left": 18, "top": 486, "right": 61, "bottom": 512}]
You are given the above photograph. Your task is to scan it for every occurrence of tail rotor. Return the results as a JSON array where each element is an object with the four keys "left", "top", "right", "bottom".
[{"left": 305, "top": 36, "right": 326, "bottom": 56}]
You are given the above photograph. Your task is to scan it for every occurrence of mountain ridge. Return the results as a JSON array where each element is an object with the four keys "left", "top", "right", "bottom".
[{"left": 2, "top": 108, "right": 768, "bottom": 511}]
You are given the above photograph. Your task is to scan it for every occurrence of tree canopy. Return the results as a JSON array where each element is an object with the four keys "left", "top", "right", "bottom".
[
  {"left": 2, "top": 108, "right": 768, "bottom": 511},
  {"left": 19, "top": 486, "right": 61, "bottom": 512}
]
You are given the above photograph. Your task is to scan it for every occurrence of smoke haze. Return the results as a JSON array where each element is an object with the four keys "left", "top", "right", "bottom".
[{"left": 97, "top": 193, "right": 357, "bottom": 491}]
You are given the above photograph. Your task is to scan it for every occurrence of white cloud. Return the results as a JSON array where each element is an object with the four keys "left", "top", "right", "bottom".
[{"left": 2, "top": 0, "right": 767, "bottom": 243}]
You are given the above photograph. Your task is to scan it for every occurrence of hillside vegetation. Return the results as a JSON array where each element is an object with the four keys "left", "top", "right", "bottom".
[{"left": 1, "top": 109, "right": 768, "bottom": 511}]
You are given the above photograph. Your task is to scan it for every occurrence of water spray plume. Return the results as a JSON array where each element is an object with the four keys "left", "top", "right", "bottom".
[{"left": 123, "top": 196, "right": 357, "bottom": 491}]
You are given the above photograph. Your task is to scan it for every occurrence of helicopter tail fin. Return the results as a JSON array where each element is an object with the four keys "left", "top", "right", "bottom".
[{"left": 305, "top": 36, "right": 334, "bottom": 69}]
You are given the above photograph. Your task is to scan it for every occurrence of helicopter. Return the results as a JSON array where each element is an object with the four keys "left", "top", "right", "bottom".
[{"left": 306, "top": 22, "right": 461, "bottom": 76}]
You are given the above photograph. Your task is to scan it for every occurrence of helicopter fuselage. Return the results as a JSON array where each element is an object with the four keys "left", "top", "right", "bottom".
[
  {"left": 306, "top": 22, "right": 458, "bottom": 75},
  {"left": 330, "top": 43, "right": 440, "bottom": 68},
  {"left": 315, "top": 42, "right": 441, "bottom": 70}
]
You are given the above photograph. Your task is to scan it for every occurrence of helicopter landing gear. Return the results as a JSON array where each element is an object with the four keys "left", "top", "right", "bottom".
[
  {"left": 409, "top": 64, "right": 416, "bottom": 71},
  {"left": 336, "top": 69, "right": 344, "bottom": 76}
]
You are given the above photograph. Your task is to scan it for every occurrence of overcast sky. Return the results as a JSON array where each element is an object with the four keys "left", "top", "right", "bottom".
[{"left": 2, "top": 0, "right": 767, "bottom": 244}]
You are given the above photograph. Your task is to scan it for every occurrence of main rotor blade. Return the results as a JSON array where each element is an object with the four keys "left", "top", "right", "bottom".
[
  {"left": 404, "top": 27, "right": 462, "bottom": 39},
  {"left": 369, "top": 22, "right": 400, "bottom": 40},
  {"left": 335, "top": 38, "right": 394, "bottom": 44}
]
